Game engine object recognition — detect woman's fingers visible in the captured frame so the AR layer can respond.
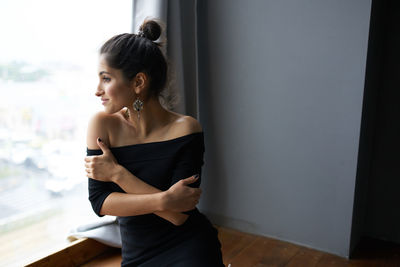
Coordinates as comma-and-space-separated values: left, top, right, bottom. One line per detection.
180, 174, 199, 185
197, 188, 202, 195
165, 179, 203, 212
96, 137, 111, 154
191, 187, 202, 196
84, 160, 93, 176
84, 157, 97, 178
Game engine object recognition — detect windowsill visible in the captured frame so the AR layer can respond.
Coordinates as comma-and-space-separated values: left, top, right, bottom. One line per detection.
25, 238, 118, 266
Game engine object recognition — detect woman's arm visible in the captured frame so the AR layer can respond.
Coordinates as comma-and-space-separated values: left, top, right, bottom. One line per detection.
99, 175, 200, 218
86, 139, 200, 224
100, 191, 164, 216
85, 113, 198, 225
100, 172, 200, 225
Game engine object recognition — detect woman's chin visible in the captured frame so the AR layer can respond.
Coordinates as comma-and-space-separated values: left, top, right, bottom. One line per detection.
103, 107, 120, 115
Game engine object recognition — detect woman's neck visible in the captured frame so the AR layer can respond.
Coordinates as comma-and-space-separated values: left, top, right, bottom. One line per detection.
125, 97, 171, 138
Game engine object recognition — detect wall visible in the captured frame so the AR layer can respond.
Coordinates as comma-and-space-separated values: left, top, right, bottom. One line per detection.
197, 0, 372, 257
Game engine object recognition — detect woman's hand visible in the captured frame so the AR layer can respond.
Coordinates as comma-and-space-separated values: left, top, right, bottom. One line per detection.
162, 175, 202, 212
84, 138, 122, 182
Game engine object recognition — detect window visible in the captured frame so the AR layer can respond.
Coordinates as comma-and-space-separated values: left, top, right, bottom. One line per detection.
0, 1, 131, 265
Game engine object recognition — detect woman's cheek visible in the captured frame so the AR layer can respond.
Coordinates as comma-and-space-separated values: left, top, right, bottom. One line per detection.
105, 84, 117, 97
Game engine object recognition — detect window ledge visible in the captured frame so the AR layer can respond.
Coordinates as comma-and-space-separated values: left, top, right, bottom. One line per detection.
25, 238, 115, 267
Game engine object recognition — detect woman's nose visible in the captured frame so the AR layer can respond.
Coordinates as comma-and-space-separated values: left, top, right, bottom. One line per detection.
95, 86, 104, 96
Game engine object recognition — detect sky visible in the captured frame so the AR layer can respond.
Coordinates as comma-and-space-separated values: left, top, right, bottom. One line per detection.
0, 0, 132, 64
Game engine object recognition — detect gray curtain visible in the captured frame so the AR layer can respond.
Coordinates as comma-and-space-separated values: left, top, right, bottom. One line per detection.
132, 0, 199, 118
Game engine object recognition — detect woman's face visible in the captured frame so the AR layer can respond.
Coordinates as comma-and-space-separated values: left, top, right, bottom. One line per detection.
96, 55, 135, 114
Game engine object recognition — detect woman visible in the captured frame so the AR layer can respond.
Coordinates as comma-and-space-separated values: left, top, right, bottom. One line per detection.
84, 20, 224, 266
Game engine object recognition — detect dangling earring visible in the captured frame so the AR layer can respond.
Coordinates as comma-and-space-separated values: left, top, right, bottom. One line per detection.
133, 97, 144, 120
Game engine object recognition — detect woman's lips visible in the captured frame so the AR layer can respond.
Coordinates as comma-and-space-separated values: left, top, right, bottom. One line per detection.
101, 99, 109, 105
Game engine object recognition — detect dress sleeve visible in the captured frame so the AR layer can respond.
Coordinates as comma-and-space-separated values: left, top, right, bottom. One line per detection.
170, 134, 205, 188
87, 148, 114, 217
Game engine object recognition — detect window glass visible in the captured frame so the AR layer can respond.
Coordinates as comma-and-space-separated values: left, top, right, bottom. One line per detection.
0, 1, 131, 265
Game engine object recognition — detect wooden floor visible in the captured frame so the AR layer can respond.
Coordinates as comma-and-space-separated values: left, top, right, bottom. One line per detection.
82, 226, 400, 267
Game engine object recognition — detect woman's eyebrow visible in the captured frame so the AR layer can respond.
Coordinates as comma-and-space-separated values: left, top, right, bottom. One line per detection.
99, 71, 111, 76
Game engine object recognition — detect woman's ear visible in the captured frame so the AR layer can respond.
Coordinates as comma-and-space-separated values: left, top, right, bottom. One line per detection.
133, 72, 148, 94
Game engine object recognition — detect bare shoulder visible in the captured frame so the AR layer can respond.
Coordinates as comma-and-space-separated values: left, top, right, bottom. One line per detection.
86, 111, 121, 149
170, 114, 203, 137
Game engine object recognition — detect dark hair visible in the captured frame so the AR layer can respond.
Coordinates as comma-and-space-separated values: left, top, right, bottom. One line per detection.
100, 19, 167, 98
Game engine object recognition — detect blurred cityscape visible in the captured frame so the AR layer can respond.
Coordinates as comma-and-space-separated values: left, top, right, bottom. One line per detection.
0, 60, 99, 229
0, 1, 131, 264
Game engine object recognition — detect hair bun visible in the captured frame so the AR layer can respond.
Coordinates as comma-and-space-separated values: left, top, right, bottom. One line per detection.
139, 19, 162, 41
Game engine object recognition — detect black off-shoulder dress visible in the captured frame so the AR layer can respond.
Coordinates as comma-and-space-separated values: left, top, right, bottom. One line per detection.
87, 132, 224, 267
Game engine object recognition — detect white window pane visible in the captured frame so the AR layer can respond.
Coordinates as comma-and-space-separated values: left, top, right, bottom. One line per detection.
0, 1, 131, 265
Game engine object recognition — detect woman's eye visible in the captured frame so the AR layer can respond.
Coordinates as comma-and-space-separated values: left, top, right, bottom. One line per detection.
102, 77, 111, 82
